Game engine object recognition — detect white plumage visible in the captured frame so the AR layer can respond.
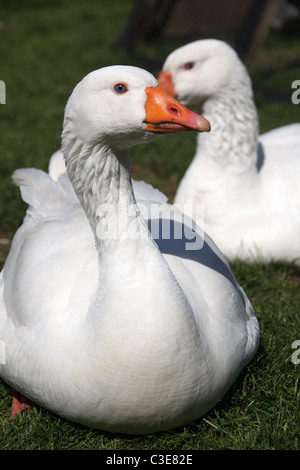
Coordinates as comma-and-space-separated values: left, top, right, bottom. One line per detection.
159, 39, 300, 263
48, 149, 169, 204
0, 65, 259, 434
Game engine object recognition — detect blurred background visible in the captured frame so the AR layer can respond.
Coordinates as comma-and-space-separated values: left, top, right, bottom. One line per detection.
0, 0, 299, 245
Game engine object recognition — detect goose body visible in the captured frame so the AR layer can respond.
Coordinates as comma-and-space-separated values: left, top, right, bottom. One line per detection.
0, 66, 259, 434
159, 39, 300, 263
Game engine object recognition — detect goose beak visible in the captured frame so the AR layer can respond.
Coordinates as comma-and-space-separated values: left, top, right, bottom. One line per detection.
157, 71, 176, 97
144, 86, 210, 133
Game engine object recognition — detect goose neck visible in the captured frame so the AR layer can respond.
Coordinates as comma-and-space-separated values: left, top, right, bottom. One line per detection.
65, 142, 150, 254
199, 83, 259, 172
63, 140, 198, 345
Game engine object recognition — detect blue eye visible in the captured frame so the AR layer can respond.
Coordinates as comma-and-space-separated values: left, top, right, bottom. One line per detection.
184, 62, 194, 70
114, 83, 128, 94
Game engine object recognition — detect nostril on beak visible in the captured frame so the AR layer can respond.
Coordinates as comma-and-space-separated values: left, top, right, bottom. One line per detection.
169, 106, 180, 115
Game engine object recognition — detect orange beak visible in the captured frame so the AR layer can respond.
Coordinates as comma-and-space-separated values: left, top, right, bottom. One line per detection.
157, 71, 176, 97
144, 86, 210, 134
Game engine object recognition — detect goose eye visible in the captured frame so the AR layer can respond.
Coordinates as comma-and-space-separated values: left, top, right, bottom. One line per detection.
184, 62, 195, 70
114, 83, 128, 94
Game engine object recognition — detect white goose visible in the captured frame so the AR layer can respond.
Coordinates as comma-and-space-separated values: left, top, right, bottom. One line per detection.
159, 39, 300, 263
0, 65, 259, 435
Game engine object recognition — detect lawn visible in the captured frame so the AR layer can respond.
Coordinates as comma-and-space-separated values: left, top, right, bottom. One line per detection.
0, 0, 299, 451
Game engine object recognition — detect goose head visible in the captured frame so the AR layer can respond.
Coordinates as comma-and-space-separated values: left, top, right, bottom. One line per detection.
62, 65, 210, 160
158, 39, 250, 106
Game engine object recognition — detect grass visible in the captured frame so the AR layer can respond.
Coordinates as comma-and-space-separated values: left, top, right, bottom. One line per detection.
0, 0, 300, 451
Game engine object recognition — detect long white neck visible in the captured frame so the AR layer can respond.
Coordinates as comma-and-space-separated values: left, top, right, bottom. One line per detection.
62, 136, 196, 345
64, 139, 146, 254
198, 76, 259, 172
175, 73, 260, 217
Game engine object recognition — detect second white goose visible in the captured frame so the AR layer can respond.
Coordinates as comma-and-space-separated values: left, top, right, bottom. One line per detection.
159, 39, 300, 263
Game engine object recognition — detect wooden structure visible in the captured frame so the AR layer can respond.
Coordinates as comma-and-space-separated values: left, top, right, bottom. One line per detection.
116, 0, 281, 60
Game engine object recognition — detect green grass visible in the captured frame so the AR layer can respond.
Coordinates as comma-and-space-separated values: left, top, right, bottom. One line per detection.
0, 0, 300, 451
